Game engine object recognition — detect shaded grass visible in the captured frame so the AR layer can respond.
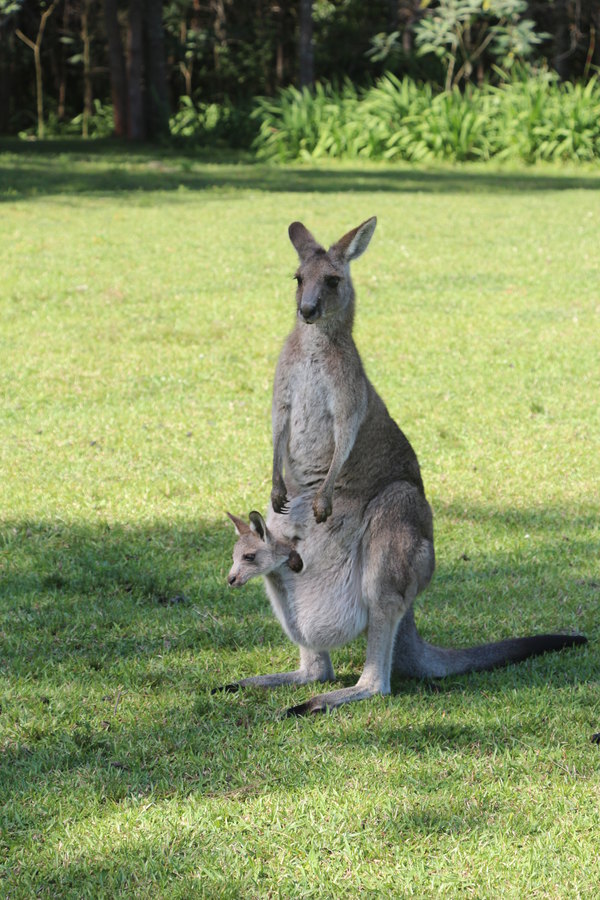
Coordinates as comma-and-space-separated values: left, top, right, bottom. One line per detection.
0, 143, 599, 896
2, 138, 600, 200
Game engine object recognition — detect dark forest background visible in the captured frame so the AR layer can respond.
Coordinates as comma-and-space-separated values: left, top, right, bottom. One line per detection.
1, 1, 599, 140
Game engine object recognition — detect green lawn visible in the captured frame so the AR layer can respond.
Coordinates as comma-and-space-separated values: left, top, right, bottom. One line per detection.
1, 140, 599, 897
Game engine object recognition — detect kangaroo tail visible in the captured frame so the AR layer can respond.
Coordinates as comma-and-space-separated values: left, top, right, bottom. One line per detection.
393, 608, 587, 679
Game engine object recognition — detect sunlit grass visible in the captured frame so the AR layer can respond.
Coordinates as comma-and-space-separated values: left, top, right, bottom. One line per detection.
1, 142, 599, 897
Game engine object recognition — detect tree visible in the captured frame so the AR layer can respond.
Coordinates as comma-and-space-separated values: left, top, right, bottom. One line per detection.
103, 0, 128, 136
298, 0, 313, 87
15, 0, 59, 138
103, 0, 170, 141
127, 0, 144, 139
144, 0, 170, 137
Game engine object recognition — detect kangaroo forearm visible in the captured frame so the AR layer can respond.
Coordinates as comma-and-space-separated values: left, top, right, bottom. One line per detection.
321, 407, 364, 495
271, 412, 290, 512
313, 415, 362, 522
272, 404, 290, 482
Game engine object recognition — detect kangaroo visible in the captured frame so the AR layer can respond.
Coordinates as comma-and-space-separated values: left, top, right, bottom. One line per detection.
217, 217, 586, 714
221, 511, 336, 690
221, 506, 587, 711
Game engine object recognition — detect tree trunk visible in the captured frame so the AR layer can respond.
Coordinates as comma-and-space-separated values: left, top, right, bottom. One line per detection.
127, 0, 145, 140
298, 0, 314, 88
82, 0, 93, 138
103, 0, 128, 137
274, 0, 287, 88
592, 7, 600, 72
0, 32, 11, 134
553, 0, 573, 80
57, 0, 70, 120
213, 0, 227, 74
144, 0, 170, 138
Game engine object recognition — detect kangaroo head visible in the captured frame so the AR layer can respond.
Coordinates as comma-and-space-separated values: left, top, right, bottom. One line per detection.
288, 217, 377, 327
226, 511, 303, 588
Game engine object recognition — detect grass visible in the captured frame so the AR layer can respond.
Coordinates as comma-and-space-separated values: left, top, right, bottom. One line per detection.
1, 139, 599, 897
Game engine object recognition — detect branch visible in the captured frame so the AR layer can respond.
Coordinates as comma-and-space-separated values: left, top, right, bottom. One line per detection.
15, 28, 36, 52
39, 0, 59, 44
15, 1, 59, 52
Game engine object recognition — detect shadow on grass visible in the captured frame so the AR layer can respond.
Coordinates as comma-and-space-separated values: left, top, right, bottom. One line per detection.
0, 508, 597, 826
2, 138, 600, 199
1, 505, 596, 676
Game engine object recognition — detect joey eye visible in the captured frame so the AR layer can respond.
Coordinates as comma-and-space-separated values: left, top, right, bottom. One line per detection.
325, 275, 340, 289
243, 553, 256, 562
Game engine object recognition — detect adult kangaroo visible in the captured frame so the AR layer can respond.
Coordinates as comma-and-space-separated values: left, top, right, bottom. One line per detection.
218, 217, 586, 714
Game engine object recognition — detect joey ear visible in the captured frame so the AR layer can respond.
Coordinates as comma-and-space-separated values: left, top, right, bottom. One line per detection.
286, 549, 304, 573
248, 510, 268, 541
226, 511, 250, 536
330, 216, 377, 263
288, 221, 323, 261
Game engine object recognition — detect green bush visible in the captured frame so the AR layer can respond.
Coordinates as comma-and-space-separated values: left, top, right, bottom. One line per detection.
251, 72, 600, 164
170, 95, 257, 149
18, 100, 115, 140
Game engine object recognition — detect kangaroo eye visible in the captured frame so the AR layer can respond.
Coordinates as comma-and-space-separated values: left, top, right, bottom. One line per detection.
325, 275, 340, 289
243, 553, 256, 562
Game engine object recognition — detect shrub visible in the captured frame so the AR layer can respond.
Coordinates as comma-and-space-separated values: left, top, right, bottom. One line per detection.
251, 72, 600, 164
170, 95, 257, 149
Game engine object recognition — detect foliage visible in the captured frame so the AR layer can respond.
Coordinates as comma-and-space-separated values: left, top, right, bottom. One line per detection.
2, 1, 600, 139
0, 144, 599, 895
252, 71, 600, 163
169, 95, 258, 148
17, 99, 116, 140
415, 0, 546, 90
252, 81, 367, 162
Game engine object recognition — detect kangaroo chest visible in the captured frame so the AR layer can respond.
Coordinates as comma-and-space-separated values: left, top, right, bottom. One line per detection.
286, 354, 337, 484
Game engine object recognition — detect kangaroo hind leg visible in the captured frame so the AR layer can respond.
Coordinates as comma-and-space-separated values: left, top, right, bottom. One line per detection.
286, 592, 408, 715
212, 646, 334, 694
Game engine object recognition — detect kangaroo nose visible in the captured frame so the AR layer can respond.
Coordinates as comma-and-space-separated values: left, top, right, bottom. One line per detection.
228, 574, 236, 585
301, 302, 320, 323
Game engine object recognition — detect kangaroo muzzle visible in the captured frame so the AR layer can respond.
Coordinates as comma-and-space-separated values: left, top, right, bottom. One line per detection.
227, 569, 244, 587
300, 295, 321, 324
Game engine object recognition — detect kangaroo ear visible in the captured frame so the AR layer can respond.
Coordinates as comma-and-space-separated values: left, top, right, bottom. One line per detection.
330, 216, 377, 263
226, 511, 250, 536
288, 221, 323, 261
248, 510, 268, 541
286, 549, 304, 573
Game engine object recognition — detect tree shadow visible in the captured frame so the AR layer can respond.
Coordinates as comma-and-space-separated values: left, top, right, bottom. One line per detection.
2, 138, 600, 200
1, 505, 596, 677
1, 508, 597, 835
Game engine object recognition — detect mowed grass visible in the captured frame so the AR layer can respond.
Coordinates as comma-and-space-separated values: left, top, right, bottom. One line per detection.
1, 141, 599, 897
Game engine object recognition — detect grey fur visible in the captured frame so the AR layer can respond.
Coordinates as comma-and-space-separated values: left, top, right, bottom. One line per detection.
219, 218, 586, 714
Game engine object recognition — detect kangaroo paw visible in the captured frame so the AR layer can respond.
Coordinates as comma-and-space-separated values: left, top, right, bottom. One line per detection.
271, 487, 290, 515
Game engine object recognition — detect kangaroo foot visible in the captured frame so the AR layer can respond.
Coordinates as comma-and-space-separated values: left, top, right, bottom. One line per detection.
285, 683, 383, 716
